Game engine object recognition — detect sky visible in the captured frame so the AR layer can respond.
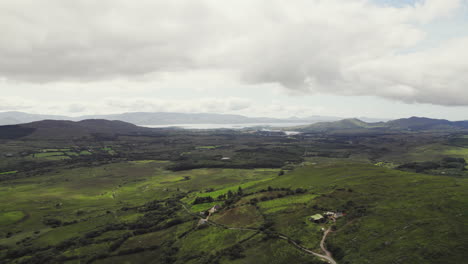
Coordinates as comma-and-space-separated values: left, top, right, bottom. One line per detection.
1, 0, 468, 120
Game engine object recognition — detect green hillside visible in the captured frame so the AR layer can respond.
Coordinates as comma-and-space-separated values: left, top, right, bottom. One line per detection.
299, 116, 468, 133
0, 160, 466, 264
1, 119, 468, 263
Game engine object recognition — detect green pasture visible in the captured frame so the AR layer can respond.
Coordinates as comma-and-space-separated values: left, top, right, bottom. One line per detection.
0, 211, 25, 225
258, 193, 318, 214
0, 170, 17, 175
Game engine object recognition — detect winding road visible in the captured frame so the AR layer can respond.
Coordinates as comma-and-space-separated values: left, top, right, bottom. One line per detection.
179, 202, 338, 264
320, 228, 335, 262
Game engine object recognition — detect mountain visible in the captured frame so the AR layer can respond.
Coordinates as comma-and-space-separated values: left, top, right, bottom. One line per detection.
299, 116, 468, 133
0, 111, 342, 126
79, 112, 285, 125
0, 111, 69, 126
386, 116, 458, 130
0, 119, 152, 140
77, 112, 346, 125
299, 118, 383, 131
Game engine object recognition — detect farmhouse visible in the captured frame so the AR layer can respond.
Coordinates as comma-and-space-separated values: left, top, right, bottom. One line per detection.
309, 214, 325, 223
323, 211, 346, 221
334, 212, 345, 218
324, 211, 345, 217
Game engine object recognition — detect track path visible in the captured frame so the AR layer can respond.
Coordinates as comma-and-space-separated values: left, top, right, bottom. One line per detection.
180, 203, 338, 264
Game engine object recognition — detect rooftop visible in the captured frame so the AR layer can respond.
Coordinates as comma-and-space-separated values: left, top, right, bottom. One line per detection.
311, 214, 324, 220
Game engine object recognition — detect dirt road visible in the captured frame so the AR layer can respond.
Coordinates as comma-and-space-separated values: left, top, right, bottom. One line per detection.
278, 228, 337, 264
180, 202, 338, 264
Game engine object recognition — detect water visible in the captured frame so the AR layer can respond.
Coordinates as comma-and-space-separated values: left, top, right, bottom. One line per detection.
142, 122, 312, 130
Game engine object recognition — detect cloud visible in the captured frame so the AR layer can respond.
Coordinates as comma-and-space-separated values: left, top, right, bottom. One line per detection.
67, 103, 86, 113
102, 97, 252, 114
0, 97, 34, 111
0, 0, 467, 106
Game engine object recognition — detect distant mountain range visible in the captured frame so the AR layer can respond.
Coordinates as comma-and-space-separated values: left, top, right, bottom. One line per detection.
298, 117, 468, 133
0, 111, 349, 126
0, 112, 69, 126
1, 116, 468, 140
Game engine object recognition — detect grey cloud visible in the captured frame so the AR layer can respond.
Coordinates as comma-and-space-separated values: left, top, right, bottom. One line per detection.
0, 0, 219, 81
0, 0, 467, 106
103, 97, 252, 114
68, 104, 86, 113
0, 97, 34, 110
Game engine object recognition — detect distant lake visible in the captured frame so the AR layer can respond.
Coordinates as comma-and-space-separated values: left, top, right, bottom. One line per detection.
142, 122, 312, 129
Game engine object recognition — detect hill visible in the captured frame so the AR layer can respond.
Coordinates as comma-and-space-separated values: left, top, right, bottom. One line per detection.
0, 111, 69, 126
298, 118, 384, 132
0, 119, 152, 140
79, 112, 289, 125
299, 116, 468, 133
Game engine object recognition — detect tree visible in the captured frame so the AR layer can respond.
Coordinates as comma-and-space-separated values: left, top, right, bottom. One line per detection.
295, 188, 306, 194
249, 198, 258, 205
237, 187, 244, 196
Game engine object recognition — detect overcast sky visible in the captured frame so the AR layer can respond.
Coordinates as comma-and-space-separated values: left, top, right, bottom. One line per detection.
1, 0, 468, 120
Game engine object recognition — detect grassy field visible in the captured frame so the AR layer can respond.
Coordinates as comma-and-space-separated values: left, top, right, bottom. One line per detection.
0, 170, 17, 175
257, 193, 318, 214
253, 163, 468, 264
1, 127, 468, 264
0, 211, 25, 225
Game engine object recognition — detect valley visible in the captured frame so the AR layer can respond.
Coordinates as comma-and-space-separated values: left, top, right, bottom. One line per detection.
0, 119, 467, 264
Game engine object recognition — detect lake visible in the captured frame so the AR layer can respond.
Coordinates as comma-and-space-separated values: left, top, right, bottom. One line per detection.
142, 122, 312, 130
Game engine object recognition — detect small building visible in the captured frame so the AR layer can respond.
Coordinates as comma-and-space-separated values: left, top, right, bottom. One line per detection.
4, 153, 14, 158
309, 214, 325, 223
334, 212, 345, 218
324, 211, 335, 216
323, 211, 346, 222
221, 157, 231, 161
209, 204, 221, 214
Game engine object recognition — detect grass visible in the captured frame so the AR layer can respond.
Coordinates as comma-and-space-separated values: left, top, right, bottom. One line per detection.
195, 145, 220, 149
33, 152, 65, 157
190, 201, 219, 212
196, 175, 278, 199
128, 160, 169, 164
102, 146, 116, 155
226, 235, 316, 264
211, 205, 264, 227
257, 193, 318, 214
0, 211, 25, 225
44, 155, 71, 160
407, 143, 468, 162
0, 164, 277, 246
29, 151, 73, 160
0, 170, 17, 175
258, 193, 318, 209
259, 163, 468, 264
1, 148, 467, 264
41, 148, 70, 152
175, 227, 252, 256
